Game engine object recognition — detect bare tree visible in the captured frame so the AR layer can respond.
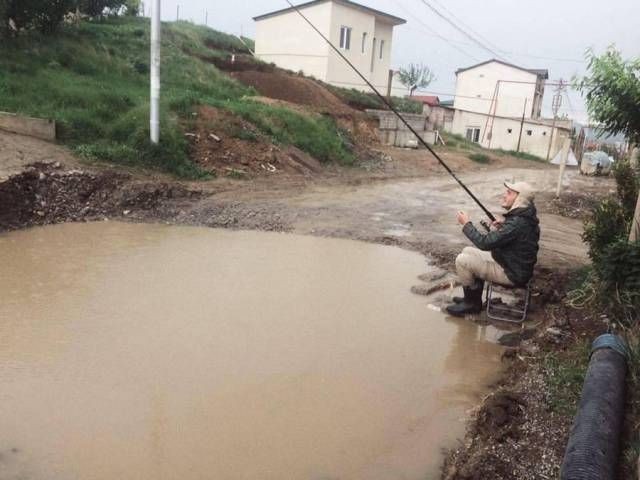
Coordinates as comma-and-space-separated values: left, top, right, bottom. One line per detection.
395, 63, 434, 97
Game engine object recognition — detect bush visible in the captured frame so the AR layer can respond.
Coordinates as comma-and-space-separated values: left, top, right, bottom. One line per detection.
613, 159, 640, 220
4, 0, 74, 35
390, 96, 423, 114
468, 153, 490, 164
582, 198, 628, 261
573, 155, 640, 322
77, 0, 126, 17
592, 240, 640, 320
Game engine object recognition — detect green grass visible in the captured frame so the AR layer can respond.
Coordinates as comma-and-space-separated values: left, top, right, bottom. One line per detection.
543, 340, 590, 416
0, 17, 353, 177
495, 149, 545, 162
323, 83, 423, 114
442, 132, 478, 151
468, 152, 490, 164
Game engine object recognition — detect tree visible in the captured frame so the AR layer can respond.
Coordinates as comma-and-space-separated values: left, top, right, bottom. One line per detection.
395, 63, 434, 97
75, 0, 126, 17
124, 0, 140, 16
2, 0, 74, 36
576, 47, 640, 241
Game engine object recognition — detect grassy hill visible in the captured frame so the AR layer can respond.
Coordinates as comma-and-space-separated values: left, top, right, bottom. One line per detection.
0, 17, 354, 178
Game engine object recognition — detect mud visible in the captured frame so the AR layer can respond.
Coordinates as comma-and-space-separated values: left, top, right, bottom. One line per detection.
0, 222, 507, 480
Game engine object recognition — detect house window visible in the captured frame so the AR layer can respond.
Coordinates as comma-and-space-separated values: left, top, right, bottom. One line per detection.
361, 32, 367, 53
371, 37, 377, 72
339, 26, 352, 50
466, 128, 481, 143
507, 128, 513, 134
526, 130, 532, 136
379, 39, 385, 60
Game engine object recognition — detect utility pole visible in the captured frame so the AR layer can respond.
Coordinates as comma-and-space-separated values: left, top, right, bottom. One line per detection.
150, 0, 161, 144
546, 79, 565, 161
516, 98, 528, 152
176, 5, 179, 21
386, 69, 394, 100
555, 135, 571, 198
205, 9, 208, 26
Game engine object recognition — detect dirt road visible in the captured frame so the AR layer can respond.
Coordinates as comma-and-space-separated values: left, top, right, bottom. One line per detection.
185, 166, 599, 269
0, 130, 610, 271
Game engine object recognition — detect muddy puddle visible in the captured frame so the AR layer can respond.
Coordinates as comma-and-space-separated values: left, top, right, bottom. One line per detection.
0, 222, 505, 480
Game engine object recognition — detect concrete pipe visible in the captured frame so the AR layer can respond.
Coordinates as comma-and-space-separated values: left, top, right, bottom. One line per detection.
560, 334, 628, 480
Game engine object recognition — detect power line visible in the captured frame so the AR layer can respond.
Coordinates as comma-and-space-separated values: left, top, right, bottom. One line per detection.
417, 0, 508, 61
425, 0, 585, 64
389, 0, 479, 62
429, 0, 509, 60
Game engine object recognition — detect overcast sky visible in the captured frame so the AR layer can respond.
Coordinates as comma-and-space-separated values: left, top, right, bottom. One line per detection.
150, 0, 640, 123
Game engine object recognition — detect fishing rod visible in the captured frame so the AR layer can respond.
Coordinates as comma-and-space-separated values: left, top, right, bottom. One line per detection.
284, 0, 496, 225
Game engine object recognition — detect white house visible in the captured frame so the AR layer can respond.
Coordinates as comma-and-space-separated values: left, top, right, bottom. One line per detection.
449, 59, 571, 159
253, 0, 406, 92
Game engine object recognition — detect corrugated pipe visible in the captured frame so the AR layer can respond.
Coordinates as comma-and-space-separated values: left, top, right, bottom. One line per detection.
560, 333, 629, 480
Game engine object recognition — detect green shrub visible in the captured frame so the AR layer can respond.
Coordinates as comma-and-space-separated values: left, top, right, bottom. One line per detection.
613, 160, 640, 220
592, 240, 640, 319
582, 198, 628, 261
390, 96, 423, 114
468, 153, 490, 163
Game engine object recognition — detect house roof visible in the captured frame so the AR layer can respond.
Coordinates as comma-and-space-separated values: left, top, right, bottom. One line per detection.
411, 95, 440, 106
455, 59, 549, 79
253, 0, 407, 26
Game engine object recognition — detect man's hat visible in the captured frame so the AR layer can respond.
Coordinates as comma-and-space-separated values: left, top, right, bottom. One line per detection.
504, 181, 535, 201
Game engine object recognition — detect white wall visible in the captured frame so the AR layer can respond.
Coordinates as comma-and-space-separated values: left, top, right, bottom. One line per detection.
325, 3, 396, 92
454, 62, 539, 118
451, 110, 569, 159
254, 3, 333, 81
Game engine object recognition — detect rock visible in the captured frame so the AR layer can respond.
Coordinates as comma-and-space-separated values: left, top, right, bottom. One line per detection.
498, 328, 536, 347
546, 327, 563, 337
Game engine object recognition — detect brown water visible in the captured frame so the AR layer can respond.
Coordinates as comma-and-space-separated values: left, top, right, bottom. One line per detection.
0, 222, 504, 480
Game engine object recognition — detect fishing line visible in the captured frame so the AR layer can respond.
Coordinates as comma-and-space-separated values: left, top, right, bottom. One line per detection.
283, 0, 496, 223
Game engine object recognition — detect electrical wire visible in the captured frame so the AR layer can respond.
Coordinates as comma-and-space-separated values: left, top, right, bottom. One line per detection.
389, 0, 479, 62
417, 0, 507, 61
283, 0, 496, 222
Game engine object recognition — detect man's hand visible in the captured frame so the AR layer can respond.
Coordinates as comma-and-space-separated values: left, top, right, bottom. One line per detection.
456, 211, 470, 226
490, 218, 504, 231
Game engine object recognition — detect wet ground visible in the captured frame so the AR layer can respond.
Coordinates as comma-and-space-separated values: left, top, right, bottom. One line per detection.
181, 166, 599, 269
0, 222, 507, 480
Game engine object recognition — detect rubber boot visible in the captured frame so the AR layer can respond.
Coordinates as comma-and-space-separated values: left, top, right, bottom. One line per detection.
446, 280, 484, 316
452, 285, 472, 303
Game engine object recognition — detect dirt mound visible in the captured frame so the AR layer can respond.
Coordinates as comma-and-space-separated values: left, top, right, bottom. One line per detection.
209, 54, 276, 73
0, 163, 201, 231
231, 70, 356, 116
185, 106, 324, 178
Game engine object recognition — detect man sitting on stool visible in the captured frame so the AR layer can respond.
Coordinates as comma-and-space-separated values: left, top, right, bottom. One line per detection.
446, 181, 540, 317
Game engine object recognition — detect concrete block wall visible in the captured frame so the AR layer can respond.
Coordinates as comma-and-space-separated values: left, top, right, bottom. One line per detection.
0, 112, 56, 141
366, 109, 435, 147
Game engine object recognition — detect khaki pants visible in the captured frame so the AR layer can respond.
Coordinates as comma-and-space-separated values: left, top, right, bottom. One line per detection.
455, 247, 513, 287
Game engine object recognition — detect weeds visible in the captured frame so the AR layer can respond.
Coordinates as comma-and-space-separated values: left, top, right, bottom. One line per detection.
468, 153, 490, 164
495, 149, 544, 162
543, 339, 590, 416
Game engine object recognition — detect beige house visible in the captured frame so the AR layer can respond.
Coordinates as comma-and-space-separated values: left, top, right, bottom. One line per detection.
449, 59, 571, 159
253, 0, 405, 92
